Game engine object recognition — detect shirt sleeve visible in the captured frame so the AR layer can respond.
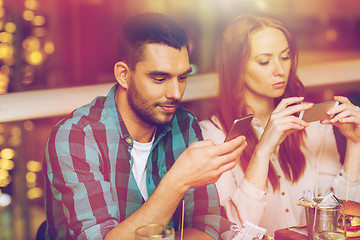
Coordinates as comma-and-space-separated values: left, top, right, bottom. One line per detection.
200, 118, 267, 228
332, 169, 360, 201
215, 167, 267, 228
45, 124, 119, 239
313, 124, 360, 202
182, 116, 231, 239
184, 184, 230, 239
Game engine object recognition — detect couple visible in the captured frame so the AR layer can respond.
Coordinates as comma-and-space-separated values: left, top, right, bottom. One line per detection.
44, 12, 360, 239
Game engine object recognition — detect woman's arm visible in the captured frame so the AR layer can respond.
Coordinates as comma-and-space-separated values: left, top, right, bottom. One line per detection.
322, 96, 360, 180
322, 96, 360, 201
245, 97, 312, 190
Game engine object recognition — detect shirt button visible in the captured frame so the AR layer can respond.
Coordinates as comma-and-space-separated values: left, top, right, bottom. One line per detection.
126, 138, 132, 144
285, 209, 289, 213
281, 192, 285, 196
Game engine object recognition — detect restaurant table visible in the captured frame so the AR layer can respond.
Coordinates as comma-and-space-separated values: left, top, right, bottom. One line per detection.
274, 227, 360, 240
274, 228, 308, 240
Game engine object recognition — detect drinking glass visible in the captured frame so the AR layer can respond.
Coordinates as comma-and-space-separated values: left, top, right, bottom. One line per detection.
135, 224, 175, 240
313, 202, 346, 240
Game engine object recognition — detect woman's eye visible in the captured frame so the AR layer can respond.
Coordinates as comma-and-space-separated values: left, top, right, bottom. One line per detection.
259, 61, 269, 65
281, 52, 290, 60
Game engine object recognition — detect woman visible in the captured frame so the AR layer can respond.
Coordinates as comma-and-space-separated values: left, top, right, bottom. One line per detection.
200, 13, 360, 235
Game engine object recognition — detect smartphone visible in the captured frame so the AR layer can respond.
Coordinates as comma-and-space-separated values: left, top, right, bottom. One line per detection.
225, 114, 254, 142
299, 100, 339, 123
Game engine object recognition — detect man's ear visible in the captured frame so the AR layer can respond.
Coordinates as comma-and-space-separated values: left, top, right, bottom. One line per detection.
114, 61, 130, 89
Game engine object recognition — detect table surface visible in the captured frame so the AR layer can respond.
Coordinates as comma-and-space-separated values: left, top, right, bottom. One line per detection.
274, 228, 308, 240
274, 228, 360, 240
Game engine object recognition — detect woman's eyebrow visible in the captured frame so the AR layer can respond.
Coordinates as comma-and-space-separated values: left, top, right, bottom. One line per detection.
281, 47, 290, 53
254, 47, 290, 58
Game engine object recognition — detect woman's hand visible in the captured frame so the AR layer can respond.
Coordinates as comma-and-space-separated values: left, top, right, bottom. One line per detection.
321, 96, 360, 143
258, 97, 312, 156
245, 97, 311, 190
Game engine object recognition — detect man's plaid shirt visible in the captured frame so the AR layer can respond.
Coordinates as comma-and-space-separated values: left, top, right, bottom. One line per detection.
44, 84, 229, 239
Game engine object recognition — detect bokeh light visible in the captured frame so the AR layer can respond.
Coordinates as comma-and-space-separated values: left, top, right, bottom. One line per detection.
4, 22, 16, 33
23, 10, 35, 21
0, 148, 15, 160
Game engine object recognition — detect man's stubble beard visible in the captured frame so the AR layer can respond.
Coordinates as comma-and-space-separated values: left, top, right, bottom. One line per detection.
127, 78, 180, 126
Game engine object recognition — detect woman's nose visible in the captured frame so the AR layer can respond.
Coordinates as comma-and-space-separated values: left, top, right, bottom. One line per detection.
274, 60, 285, 76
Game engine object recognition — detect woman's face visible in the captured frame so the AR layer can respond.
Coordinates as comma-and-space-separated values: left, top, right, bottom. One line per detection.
243, 27, 291, 102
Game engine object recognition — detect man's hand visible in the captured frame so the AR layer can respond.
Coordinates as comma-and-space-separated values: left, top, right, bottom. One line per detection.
168, 136, 247, 192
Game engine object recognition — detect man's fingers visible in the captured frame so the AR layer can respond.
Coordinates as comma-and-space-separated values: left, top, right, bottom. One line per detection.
212, 135, 246, 156
216, 140, 247, 166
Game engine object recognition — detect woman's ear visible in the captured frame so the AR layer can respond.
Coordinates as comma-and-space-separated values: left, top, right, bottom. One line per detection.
114, 61, 130, 89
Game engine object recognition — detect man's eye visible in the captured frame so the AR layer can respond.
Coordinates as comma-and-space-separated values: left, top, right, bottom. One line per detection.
179, 76, 188, 82
154, 78, 166, 82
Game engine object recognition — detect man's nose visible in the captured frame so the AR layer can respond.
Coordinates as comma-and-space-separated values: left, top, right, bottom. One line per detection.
165, 78, 183, 100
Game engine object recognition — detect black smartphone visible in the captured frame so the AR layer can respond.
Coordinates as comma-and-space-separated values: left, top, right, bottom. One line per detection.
299, 100, 339, 123
225, 114, 254, 142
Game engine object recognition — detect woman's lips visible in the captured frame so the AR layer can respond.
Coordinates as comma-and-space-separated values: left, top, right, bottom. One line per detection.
273, 82, 285, 89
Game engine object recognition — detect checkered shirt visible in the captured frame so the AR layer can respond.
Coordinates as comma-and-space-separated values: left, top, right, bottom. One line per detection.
44, 84, 229, 239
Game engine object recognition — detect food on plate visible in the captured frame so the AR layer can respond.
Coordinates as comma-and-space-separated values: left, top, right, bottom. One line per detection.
338, 200, 360, 238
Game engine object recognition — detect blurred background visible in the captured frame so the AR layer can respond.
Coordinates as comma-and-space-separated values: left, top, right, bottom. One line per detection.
0, 0, 359, 239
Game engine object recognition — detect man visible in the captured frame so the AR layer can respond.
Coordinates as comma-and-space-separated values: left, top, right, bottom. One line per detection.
44, 12, 247, 239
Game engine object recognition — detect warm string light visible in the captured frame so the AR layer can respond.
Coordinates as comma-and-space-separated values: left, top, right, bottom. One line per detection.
0, 0, 54, 203
0, 0, 13, 94
26, 159, 43, 199
23, 120, 43, 200
0, 146, 15, 198
0, 120, 43, 201
0, 122, 20, 204
0, 0, 57, 93
21, 0, 54, 86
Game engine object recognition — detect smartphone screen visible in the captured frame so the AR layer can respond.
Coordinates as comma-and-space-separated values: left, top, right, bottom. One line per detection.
299, 100, 339, 123
225, 114, 254, 142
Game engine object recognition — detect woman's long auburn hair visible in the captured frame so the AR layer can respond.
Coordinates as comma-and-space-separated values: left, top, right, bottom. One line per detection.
213, 13, 306, 191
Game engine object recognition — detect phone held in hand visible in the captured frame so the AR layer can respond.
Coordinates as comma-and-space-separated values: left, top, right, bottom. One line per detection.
225, 114, 254, 142
299, 100, 339, 123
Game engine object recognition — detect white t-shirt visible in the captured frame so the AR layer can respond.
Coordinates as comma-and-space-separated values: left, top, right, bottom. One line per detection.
131, 138, 154, 201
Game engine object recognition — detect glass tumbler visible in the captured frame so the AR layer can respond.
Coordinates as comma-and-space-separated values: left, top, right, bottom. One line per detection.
135, 224, 175, 240
312, 202, 346, 240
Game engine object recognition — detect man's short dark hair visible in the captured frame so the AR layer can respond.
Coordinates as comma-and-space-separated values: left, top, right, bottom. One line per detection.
118, 12, 190, 70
